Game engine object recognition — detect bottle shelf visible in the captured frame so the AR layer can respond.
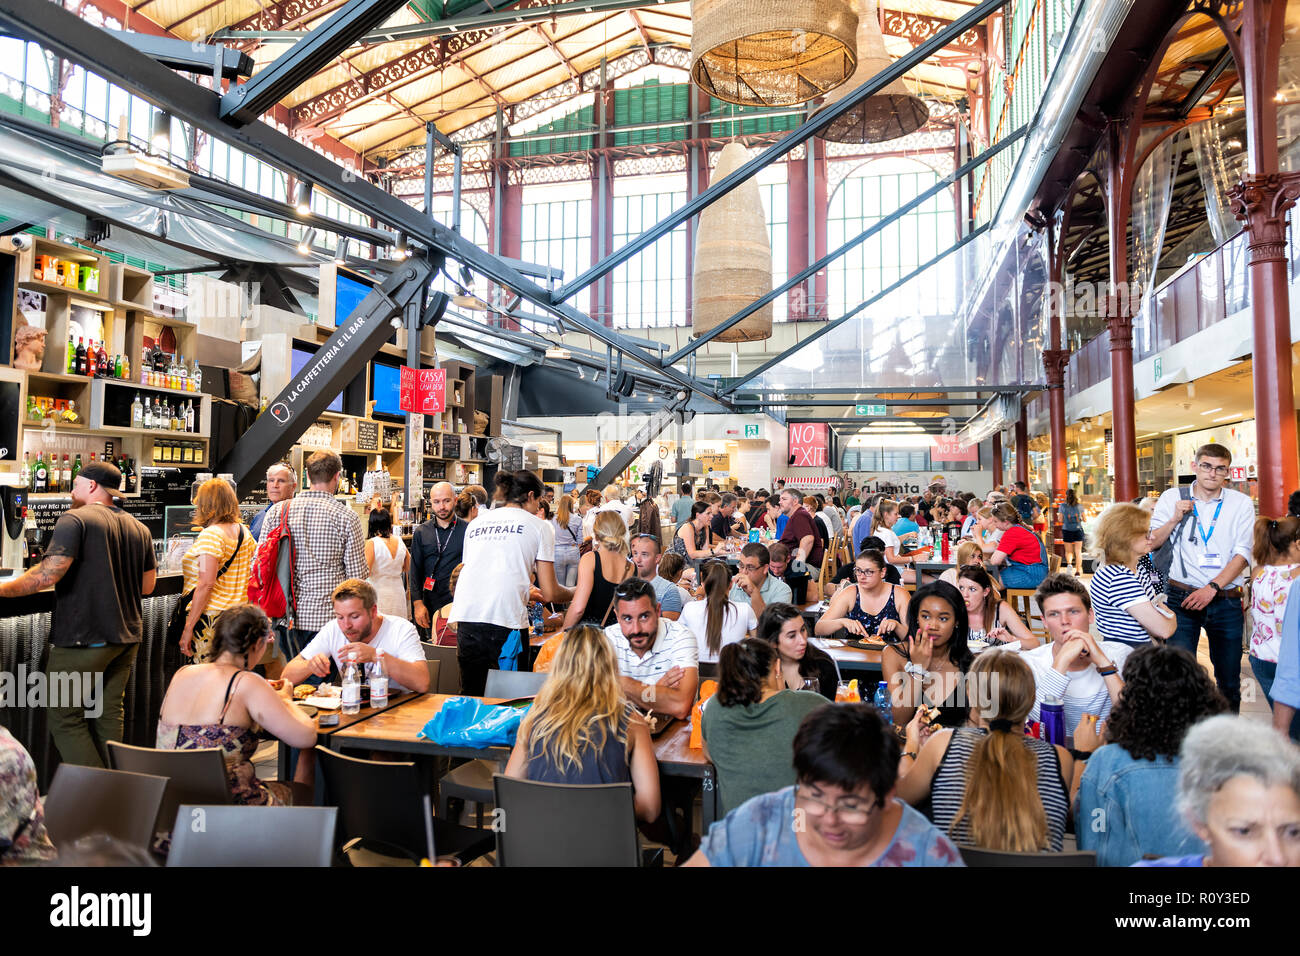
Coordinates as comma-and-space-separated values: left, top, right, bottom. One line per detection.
102, 378, 203, 400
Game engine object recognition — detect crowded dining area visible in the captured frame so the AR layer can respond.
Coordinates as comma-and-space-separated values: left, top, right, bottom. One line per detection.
0, 0, 1298, 906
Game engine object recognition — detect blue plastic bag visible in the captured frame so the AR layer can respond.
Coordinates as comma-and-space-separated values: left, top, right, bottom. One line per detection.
498, 628, 523, 671
418, 696, 530, 747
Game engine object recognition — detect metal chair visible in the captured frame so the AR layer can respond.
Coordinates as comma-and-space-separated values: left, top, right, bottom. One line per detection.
959, 846, 1097, 867
166, 805, 337, 866
315, 746, 494, 866
421, 641, 461, 695
42, 764, 169, 852
436, 669, 549, 828
492, 774, 643, 867
424, 658, 441, 696
106, 742, 231, 843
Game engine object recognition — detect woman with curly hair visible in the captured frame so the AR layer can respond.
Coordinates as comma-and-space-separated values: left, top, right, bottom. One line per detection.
1073, 642, 1228, 866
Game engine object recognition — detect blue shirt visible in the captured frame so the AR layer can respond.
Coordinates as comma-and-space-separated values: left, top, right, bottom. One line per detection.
1272, 578, 1300, 711
699, 786, 964, 867
649, 575, 685, 615
892, 518, 919, 550
852, 512, 873, 555
775, 513, 789, 538
249, 503, 271, 541
1075, 744, 1206, 867
1131, 854, 1205, 867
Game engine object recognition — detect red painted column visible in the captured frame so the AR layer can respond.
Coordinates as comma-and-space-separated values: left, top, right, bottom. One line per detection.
1229, 0, 1300, 516
811, 138, 830, 317
991, 431, 1003, 489
1105, 126, 1139, 503
1015, 409, 1029, 487
1044, 350, 1070, 497
787, 151, 810, 320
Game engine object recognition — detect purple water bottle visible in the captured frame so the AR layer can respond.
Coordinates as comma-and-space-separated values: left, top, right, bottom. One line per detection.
1039, 697, 1066, 746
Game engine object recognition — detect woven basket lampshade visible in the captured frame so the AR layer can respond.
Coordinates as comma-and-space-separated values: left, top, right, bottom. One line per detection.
690, 0, 858, 108
691, 142, 773, 343
813, 0, 929, 144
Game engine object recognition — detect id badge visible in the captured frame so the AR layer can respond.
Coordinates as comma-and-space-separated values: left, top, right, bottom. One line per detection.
1198, 552, 1221, 570
423, 576, 436, 591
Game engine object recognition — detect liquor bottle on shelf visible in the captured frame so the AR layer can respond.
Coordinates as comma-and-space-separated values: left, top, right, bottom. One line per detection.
46, 458, 58, 494
114, 354, 123, 379
142, 397, 154, 430
32, 452, 48, 493
131, 393, 144, 428
124, 457, 136, 494
190, 358, 202, 392
154, 398, 165, 429
120, 354, 130, 382
60, 455, 72, 492
184, 400, 195, 433
350, 473, 359, 497
70, 454, 82, 487
170, 403, 181, 431
176, 355, 188, 391
19, 452, 30, 489
66, 336, 75, 374
95, 341, 109, 378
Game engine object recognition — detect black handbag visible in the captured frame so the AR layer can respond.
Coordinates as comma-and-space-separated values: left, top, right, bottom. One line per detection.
167, 528, 245, 649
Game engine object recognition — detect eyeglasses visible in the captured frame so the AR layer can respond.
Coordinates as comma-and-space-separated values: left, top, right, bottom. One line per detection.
1196, 462, 1230, 476
795, 784, 875, 824
853, 566, 879, 577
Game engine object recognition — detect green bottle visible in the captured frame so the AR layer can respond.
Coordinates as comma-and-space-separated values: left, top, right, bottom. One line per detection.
70, 453, 82, 487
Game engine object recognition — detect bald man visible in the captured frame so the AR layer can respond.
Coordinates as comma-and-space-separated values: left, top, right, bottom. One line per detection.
411, 481, 468, 630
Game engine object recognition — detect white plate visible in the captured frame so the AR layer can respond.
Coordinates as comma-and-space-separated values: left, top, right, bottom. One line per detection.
302, 696, 342, 710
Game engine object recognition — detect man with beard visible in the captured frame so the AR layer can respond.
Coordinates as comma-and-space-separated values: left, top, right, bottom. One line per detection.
410, 481, 467, 633
0, 461, 154, 768
603, 578, 698, 720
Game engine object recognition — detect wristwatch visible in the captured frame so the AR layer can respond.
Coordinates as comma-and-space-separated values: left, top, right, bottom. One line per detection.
1209, 581, 1223, 593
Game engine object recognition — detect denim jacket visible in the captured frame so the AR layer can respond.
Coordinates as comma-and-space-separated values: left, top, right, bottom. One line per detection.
1074, 744, 1206, 867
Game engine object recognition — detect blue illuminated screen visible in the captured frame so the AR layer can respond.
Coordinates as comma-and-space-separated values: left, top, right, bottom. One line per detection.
334, 271, 372, 327
371, 363, 402, 417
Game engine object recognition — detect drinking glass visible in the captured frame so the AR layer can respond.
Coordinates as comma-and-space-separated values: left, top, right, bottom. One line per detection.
801, 677, 821, 696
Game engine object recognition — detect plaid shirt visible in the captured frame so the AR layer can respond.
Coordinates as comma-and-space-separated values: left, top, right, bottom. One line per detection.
259, 490, 366, 631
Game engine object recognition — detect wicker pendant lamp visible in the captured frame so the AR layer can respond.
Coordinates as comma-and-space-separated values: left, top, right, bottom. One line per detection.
691, 142, 773, 343
813, 0, 929, 144
690, 0, 858, 108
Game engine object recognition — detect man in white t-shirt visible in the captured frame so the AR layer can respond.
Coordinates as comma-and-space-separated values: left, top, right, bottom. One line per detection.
449, 471, 572, 696
283, 578, 429, 693
1020, 573, 1132, 738
603, 578, 699, 719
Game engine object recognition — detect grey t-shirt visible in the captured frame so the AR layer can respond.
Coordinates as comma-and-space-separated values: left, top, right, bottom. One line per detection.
649, 574, 684, 615
701, 689, 827, 817
44, 504, 155, 646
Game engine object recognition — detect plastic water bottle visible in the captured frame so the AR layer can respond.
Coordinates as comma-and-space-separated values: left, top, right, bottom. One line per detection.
530, 602, 544, 637
873, 681, 893, 726
369, 651, 389, 709
341, 653, 361, 715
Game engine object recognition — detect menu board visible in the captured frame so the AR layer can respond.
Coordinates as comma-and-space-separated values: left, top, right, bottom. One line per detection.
353, 419, 380, 452
440, 433, 461, 460
25, 469, 193, 543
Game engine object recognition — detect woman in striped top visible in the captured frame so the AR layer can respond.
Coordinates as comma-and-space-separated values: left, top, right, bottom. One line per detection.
1088, 503, 1177, 646
896, 649, 1073, 852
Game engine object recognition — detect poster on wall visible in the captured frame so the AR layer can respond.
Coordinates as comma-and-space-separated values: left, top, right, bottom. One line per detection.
1174, 421, 1256, 480
788, 423, 828, 467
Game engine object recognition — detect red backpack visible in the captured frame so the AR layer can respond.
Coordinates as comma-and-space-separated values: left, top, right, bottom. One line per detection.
248, 503, 294, 620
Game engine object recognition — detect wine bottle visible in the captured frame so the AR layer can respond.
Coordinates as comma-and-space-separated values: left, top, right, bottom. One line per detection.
61, 455, 72, 492
95, 341, 109, 378
32, 452, 48, 493
75, 338, 87, 376
71, 454, 82, 487
66, 336, 75, 375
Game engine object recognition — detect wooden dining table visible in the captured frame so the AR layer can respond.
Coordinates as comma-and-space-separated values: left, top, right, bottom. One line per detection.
798, 603, 886, 677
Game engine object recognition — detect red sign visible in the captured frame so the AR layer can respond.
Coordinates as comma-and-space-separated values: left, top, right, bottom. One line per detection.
399, 367, 446, 415
931, 436, 978, 462
788, 423, 828, 467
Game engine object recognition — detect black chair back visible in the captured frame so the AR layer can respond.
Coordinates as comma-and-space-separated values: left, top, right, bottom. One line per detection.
959, 846, 1097, 867
492, 774, 639, 867
106, 742, 231, 838
166, 805, 337, 866
421, 642, 461, 694
43, 764, 169, 852
316, 746, 431, 859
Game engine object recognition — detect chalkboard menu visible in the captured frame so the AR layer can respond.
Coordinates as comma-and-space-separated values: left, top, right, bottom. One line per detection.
354, 419, 380, 452
25, 469, 193, 544
440, 433, 461, 460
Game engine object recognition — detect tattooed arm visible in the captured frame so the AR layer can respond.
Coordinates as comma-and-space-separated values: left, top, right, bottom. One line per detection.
0, 555, 73, 598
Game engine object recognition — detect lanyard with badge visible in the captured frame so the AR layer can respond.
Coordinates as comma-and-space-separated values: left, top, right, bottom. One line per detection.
1192, 498, 1223, 571
422, 521, 456, 594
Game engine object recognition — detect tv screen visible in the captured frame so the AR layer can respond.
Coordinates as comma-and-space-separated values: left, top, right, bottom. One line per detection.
334, 271, 372, 327
291, 346, 342, 413
371, 363, 403, 417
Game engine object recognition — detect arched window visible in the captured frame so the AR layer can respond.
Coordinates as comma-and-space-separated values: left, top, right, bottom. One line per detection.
826, 156, 957, 320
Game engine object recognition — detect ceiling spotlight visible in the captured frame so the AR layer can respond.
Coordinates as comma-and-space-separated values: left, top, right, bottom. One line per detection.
578, 367, 586, 380
334, 237, 349, 265
296, 227, 317, 255
150, 110, 172, 154
393, 232, 409, 260
296, 181, 314, 215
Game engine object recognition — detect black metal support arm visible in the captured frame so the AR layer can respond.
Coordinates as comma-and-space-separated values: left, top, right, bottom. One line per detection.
664, 126, 1026, 365
220, 0, 419, 126
104, 30, 253, 80
219, 257, 436, 496
588, 401, 695, 491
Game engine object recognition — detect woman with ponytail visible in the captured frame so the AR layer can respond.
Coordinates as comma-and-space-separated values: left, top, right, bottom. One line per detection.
702, 638, 826, 816
680, 560, 757, 664
562, 510, 635, 628
1248, 515, 1300, 735
896, 649, 1073, 851
157, 604, 317, 804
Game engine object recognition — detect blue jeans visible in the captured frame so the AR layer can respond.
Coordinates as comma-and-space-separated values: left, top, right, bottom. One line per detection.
1166, 584, 1243, 711
1000, 561, 1047, 589
1248, 656, 1300, 741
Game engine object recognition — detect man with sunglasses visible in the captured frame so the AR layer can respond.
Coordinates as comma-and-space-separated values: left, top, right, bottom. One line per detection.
1149, 443, 1254, 710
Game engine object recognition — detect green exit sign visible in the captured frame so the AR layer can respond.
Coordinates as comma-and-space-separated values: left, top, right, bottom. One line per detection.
855, 403, 887, 416
744, 424, 760, 438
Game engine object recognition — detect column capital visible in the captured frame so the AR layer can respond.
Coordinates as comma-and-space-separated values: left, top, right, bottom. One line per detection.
1229, 172, 1300, 263
1105, 313, 1133, 352
1043, 348, 1071, 386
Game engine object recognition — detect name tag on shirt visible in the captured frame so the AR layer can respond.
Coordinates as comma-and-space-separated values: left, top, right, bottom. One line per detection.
1198, 552, 1221, 570
423, 576, 436, 591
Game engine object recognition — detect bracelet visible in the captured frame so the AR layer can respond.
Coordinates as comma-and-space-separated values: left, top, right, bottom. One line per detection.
902, 751, 918, 761
1096, 665, 1118, 677
1069, 748, 1093, 762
